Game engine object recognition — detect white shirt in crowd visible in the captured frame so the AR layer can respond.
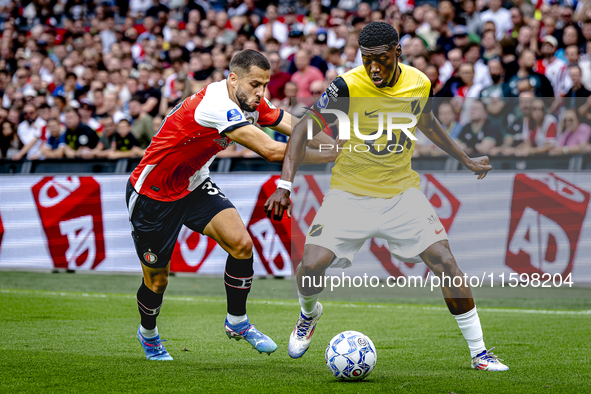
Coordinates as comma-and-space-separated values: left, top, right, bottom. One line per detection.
480, 7, 513, 41
17, 117, 46, 159
255, 21, 288, 44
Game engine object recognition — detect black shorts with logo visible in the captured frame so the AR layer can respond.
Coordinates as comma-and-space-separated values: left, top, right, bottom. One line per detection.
125, 178, 234, 269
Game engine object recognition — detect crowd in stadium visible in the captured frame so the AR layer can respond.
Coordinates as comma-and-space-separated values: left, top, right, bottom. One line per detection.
0, 0, 590, 162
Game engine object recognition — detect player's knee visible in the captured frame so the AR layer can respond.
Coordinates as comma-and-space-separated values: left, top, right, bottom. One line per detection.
429, 255, 460, 277
147, 274, 168, 293
300, 258, 330, 277
230, 235, 253, 260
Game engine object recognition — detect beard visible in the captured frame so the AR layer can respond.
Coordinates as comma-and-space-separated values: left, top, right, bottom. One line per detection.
235, 84, 257, 112
491, 74, 502, 84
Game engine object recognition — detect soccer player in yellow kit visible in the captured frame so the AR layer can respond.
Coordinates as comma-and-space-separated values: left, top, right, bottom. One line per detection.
264, 22, 509, 371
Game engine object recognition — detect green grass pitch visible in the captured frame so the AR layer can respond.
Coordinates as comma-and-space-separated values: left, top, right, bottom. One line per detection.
1, 271, 590, 393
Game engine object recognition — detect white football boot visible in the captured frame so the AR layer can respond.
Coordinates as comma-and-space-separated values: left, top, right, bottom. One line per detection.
471, 347, 509, 371
288, 302, 323, 358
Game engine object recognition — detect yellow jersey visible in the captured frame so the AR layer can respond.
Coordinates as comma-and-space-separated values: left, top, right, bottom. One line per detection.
316, 64, 432, 198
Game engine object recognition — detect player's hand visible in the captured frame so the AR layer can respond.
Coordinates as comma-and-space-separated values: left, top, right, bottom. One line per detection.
464, 156, 492, 180
264, 188, 292, 221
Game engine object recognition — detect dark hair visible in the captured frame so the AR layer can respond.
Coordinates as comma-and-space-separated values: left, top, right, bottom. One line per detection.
462, 42, 481, 54
358, 21, 399, 49
229, 49, 270, 76
66, 72, 77, 80
130, 95, 143, 103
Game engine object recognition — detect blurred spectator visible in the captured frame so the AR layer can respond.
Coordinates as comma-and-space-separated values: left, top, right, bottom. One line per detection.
37, 118, 66, 159
14, 104, 46, 160
255, 4, 288, 44
291, 50, 324, 97
104, 119, 144, 159
480, 0, 513, 41
436, 48, 464, 97
456, 100, 502, 155
63, 106, 103, 159
463, 43, 493, 88
136, 66, 162, 118
460, 0, 482, 36
437, 101, 461, 139
0, 121, 21, 159
99, 116, 116, 149
535, 36, 572, 97
550, 110, 591, 155
507, 50, 555, 98
515, 99, 557, 156
78, 99, 103, 134
129, 96, 154, 149
455, 63, 484, 125
267, 52, 291, 100
563, 66, 591, 111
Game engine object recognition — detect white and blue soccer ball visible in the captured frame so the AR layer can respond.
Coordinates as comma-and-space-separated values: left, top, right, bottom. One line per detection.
325, 331, 377, 381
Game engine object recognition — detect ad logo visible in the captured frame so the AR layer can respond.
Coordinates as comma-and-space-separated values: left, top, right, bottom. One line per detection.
247, 176, 299, 276
170, 226, 217, 272
32, 176, 106, 270
0, 212, 3, 253
506, 174, 590, 277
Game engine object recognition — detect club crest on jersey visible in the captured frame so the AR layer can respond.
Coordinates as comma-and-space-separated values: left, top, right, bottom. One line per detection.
143, 250, 158, 264
227, 109, 242, 122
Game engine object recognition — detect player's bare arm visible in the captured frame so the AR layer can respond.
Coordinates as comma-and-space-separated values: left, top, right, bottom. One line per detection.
263, 108, 326, 221
225, 123, 337, 165
418, 111, 492, 180
271, 112, 339, 150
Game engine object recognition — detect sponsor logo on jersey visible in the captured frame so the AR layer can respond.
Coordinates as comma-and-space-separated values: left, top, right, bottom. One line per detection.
265, 98, 277, 109
309, 224, 324, 237
227, 109, 242, 122
317, 92, 329, 109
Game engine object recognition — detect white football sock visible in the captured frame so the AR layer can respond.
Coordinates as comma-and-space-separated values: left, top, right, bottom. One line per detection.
298, 290, 319, 318
226, 313, 248, 326
454, 307, 486, 358
140, 325, 158, 338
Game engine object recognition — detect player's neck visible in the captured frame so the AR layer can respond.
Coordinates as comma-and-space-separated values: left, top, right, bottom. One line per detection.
387, 65, 401, 88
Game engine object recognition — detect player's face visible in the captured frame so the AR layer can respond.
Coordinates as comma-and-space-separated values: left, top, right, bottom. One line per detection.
362, 45, 401, 88
234, 66, 270, 112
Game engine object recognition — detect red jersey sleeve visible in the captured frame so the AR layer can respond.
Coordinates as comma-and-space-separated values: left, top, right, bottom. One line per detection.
256, 98, 284, 127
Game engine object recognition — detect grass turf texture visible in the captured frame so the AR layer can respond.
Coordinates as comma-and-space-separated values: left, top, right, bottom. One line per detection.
1, 271, 590, 393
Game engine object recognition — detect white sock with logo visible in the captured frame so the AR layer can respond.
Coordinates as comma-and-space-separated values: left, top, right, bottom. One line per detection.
227, 313, 248, 326
298, 290, 319, 318
454, 307, 486, 358
140, 325, 158, 339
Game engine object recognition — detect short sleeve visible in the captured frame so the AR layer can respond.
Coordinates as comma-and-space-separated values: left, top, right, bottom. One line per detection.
194, 97, 250, 134
422, 87, 434, 114
257, 97, 284, 127
311, 76, 350, 126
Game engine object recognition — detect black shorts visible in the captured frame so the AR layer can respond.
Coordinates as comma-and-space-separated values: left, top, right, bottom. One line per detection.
125, 178, 235, 269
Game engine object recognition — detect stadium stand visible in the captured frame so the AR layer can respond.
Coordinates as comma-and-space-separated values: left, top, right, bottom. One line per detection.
0, 0, 589, 173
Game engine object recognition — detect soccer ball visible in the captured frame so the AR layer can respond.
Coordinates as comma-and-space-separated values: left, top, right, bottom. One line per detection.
325, 331, 377, 381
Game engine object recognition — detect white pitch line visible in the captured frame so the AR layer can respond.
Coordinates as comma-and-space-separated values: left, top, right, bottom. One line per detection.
2, 288, 591, 316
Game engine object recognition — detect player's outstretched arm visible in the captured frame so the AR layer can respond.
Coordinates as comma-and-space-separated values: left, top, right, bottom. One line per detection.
271, 110, 338, 149
418, 111, 492, 180
225, 123, 337, 165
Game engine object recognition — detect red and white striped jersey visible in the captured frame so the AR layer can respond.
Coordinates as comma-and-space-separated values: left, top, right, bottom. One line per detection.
535, 58, 572, 96
130, 80, 283, 201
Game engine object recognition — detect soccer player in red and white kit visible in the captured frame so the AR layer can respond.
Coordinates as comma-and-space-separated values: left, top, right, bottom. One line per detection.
127, 50, 337, 360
